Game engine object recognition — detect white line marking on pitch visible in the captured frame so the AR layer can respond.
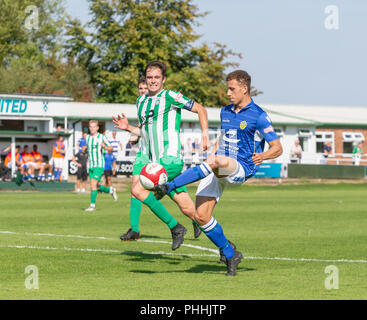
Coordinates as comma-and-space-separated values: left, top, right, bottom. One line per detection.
0, 245, 218, 258
0, 230, 218, 254
1, 230, 366, 263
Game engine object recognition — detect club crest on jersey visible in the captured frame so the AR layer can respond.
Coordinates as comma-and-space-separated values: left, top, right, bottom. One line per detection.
240, 120, 247, 130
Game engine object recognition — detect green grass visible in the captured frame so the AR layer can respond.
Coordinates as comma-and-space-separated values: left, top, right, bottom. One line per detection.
0, 183, 367, 300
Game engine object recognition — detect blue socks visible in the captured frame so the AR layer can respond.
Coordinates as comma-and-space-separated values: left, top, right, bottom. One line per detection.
201, 217, 234, 259
54, 169, 62, 180
167, 163, 212, 193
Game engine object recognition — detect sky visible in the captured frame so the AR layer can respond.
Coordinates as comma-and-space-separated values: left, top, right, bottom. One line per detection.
64, 0, 367, 107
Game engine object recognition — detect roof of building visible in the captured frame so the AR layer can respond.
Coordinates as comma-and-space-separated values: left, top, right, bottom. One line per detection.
1, 93, 367, 127
262, 103, 367, 127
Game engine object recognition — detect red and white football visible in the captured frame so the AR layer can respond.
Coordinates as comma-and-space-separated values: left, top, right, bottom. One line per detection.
139, 163, 168, 190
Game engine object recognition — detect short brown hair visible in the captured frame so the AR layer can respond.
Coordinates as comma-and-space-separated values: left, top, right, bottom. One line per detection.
226, 70, 251, 92
145, 61, 167, 78
138, 76, 146, 86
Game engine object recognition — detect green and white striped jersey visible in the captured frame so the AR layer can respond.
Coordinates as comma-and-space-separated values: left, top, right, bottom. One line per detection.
86, 133, 111, 168
136, 89, 194, 162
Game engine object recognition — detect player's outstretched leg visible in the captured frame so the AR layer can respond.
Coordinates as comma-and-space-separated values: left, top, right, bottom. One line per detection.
154, 163, 213, 200
142, 192, 186, 250
218, 240, 236, 264
99, 184, 118, 201
121, 176, 143, 240
196, 196, 243, 276
120, 228, 141, 241
192, 221, 202, 239
120, 197, 142, 241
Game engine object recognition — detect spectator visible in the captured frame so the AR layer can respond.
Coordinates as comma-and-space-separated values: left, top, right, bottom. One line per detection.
184, 137, 193, 169
31, 144, 46, 180
72, 144, 88, 193
1, 145, 22, 180
322, 141, 333, 158
353, 142, 363, 166
56, 124, 68, 133
104, 148, 116, 188
138, 77, 148, 96
125, 135, 139, 158
109, 131, 122, 159
77, 129, 88, 153
52, 136, 66, 181
21, 145, 36, 180
192, 138, 200, 154
290, 139, 303, 163
191, 138, 201, 165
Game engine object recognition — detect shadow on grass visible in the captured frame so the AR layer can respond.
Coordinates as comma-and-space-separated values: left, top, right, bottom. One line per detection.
122, 251, 186, 265
122, 251, 256, 274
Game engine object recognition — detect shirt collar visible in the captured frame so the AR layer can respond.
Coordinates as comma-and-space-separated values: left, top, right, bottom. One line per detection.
231, 99, 254, 113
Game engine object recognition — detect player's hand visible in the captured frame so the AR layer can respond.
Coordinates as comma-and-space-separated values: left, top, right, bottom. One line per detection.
113, 113, 129, 131
201, 135, 208, 152
252, 152, 264, 166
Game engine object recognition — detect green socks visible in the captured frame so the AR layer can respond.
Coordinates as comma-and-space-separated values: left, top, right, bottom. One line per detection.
98, 185, 110, 193
90, 186, 110, 206
90, 190, 98, 205
130, 197, 143, 233
143, 192, 178, 229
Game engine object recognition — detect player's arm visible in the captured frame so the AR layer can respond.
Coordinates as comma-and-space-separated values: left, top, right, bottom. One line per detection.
101, 137, 113, 153
1, 145, 11, 153
190, 102, 209, 152
112, 113, 141, 136
16, 156, 22, 166
72, 155, 81, 167
251, 112, 283, 166
252, 139, 283, 166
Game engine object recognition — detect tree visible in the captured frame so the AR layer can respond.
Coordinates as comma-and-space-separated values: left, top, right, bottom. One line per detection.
0, 0, 95, 101
0, 0, 66, 66
66, 0, 247, 107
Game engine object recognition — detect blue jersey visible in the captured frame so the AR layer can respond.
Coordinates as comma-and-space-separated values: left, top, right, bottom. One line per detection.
78, 137, 86, 152
216, 99, 279, 178
104, 153, 116, 171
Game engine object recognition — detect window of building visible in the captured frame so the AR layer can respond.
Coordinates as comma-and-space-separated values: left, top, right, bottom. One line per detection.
316, 131, 334, 154
342, 132, 365, 154
298, 128, 312, 152
274, 127, 284, 137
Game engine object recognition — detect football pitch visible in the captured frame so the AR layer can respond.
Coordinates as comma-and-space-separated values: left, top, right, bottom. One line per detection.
0, 183, 366, 300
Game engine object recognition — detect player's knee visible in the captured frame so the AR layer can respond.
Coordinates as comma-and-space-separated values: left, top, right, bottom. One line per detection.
180, 202, 195, 217
131, 183, 143, 198
207, 156, 227, 170
194, 211, 211, 226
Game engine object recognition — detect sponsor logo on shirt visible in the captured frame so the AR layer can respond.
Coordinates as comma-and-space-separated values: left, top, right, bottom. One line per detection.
222, 129, 240, 143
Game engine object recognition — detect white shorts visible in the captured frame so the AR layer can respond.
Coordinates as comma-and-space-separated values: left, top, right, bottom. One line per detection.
52, 158, 64, 169
195, 161, 246, 202
22, 162, 35, 169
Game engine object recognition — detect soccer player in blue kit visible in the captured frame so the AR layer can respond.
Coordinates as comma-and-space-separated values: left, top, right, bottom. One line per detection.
154, 70, 283, 276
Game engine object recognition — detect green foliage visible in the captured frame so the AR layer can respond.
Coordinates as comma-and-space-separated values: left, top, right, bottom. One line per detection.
0, 0, 260, 105
0, 0, 65, 65
0, 0, 94, 101
66, 0, 243, 106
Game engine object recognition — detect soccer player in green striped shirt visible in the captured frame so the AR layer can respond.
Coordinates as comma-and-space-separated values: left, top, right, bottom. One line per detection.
85, 120, 118, 211
113, 61, 208, 250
